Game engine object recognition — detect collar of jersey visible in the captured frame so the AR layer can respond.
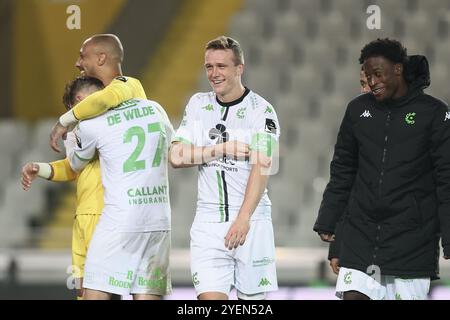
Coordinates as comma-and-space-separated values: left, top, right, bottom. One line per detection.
215, 87, 250, 107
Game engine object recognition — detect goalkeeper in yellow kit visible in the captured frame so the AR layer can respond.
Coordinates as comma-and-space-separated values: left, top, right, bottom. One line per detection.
21, 34, 147, 299
21, 75, 144, 299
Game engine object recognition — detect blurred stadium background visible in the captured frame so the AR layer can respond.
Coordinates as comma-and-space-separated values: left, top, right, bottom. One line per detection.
1, 0, 450, 299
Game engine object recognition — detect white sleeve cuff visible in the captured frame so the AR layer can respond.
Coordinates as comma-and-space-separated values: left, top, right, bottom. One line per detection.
35, 162, 52, 179
59, 109, 78, 128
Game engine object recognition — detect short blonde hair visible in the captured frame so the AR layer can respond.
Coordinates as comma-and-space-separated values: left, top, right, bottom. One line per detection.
205, 36, 244, 65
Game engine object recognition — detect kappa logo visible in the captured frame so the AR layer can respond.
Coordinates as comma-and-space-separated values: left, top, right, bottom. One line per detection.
445, 112, 450, 122
360, 110, 372, 118
202, 104, 214, 111
258, 277, 272, 287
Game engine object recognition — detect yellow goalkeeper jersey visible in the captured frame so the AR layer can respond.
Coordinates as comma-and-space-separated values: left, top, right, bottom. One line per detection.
49, 76, 147, 215
75, 158, 103, 215
50, 158, 103, 215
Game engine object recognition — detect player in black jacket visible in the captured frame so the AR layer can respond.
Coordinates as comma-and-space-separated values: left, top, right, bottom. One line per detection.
314, 38, 450, 300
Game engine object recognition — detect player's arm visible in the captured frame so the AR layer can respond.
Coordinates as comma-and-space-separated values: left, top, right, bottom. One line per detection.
224, 150, 270, 250
313, 104, 358, 242
430, 103, 450, 259
71, 77, 145, 120
50, 77, 145, 153
21, 162, 52, 191
50, 159, 78, 181
224, 105, 280, 250
21, 158, 77, 191
68, 122, 98, 173
169, 140, 248, 168
328, 214, 346, 274
224, 131, 276, 249
21, 130, 79, 190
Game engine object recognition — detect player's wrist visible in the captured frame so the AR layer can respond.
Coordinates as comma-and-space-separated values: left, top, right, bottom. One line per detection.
35, 162, 52, 180
214, 143, 225, 158
59, 109, 78, 128
237, 210, 252, 221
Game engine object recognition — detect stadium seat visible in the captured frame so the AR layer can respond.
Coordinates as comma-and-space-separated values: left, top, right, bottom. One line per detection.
259, 38, 296, 70
285, 0, 329, 16
271, 11, 312, 45
243, 0, 280, 15
401, 11, 438, 42
288, 66, 325, 100
245, 65, 284, 101
0, 119, 29, 157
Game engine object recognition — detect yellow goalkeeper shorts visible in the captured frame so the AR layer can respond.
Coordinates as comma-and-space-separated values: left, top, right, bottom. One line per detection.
72, 214, 101, 278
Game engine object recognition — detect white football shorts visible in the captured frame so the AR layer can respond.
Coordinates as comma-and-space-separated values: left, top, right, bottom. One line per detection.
190, 218, 278, 298
83, 224, 172, 296
336, 267, 430, 300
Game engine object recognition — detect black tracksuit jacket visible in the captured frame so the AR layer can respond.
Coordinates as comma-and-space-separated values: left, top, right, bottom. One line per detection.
313, 56, 450, 278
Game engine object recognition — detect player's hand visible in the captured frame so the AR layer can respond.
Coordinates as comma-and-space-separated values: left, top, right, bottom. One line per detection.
223, 141, 249, 160
330, 258, 340, 275
224, 215, 250, 250
319, 232, 335, 242
50, 121, 68, 153
21, 162, 39, 191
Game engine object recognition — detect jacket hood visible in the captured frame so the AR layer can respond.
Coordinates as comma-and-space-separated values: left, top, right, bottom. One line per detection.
404, 54, 430, 92
378, 55, 430, 108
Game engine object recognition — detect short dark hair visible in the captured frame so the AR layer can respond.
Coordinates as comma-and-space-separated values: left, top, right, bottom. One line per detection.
62, 76, 104, 110
359, 38, 408, 65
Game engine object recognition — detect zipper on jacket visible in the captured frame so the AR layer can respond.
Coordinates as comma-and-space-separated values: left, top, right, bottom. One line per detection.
371, 224, 381, 266
378, 110, 391, 197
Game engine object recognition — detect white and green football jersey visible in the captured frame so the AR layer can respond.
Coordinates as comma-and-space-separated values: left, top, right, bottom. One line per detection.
173, 88, 280, 223
70, 98, 173, 232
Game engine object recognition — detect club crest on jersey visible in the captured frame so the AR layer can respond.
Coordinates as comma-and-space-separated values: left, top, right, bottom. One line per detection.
265, 119, 277, 134
405, 112, 416, 125
236, 107, 245, 119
